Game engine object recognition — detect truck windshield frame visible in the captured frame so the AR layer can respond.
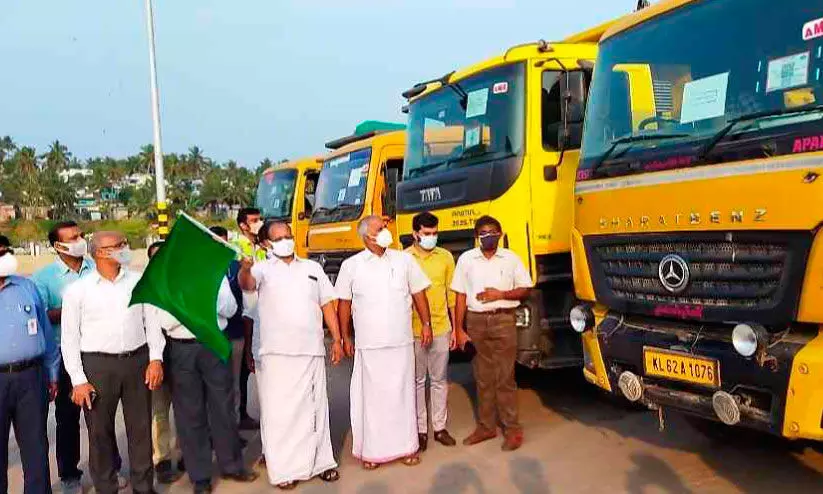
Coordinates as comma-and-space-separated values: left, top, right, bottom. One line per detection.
404, 62, 525, 180
311, 147, 371, 225
255, 168, 298, 221
579, 0, 823, 180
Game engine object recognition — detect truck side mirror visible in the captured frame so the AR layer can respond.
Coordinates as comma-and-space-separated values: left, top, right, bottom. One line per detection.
559, 71, 588, 150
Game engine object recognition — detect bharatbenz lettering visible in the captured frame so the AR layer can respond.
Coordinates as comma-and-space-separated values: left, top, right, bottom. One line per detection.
397, 22, 615, 369
571, 0, 823, 440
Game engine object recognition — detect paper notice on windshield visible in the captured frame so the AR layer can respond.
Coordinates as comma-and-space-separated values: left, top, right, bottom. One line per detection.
465, 88, 489, 119
328, 154, 350, 168
465, 125, 481, 148
766, 52, 810, 93
337, 188, 346, 202
680, 72, 729, 124
347, 166, 364, 187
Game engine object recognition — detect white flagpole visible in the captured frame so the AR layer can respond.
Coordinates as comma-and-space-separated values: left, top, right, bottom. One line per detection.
144, 0, 169, 238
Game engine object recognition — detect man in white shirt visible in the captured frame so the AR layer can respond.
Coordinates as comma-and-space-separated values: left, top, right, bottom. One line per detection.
61, 231, 165, 494
451, 216, 532, 452
239, 222, 342, 489
155, 245, 258, 494
335, 215, 432, 470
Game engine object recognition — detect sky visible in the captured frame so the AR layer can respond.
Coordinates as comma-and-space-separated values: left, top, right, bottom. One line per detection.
1, 0, 634, 168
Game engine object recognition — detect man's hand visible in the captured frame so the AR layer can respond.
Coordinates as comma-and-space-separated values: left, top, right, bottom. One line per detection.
451, 329, 471, 351
245, 348, 256, 374
330, 340, 344, 366
71, 383, 96, 409
144, 360, 164, 391
477, 287, 505, 303
48, 381, 59, 402
343, 337, 355, 358
47, 308, 61, 325
421, 325, 433, 348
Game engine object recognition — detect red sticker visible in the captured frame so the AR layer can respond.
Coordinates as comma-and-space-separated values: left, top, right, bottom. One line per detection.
803, 17, 823, 41
493, 82, 509, 94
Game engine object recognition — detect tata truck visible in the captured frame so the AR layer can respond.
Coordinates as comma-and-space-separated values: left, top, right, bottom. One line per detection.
254, 156, 322, 258
396, 23, 613, 369
571, 0, 823, 441
308, 122, 406, 282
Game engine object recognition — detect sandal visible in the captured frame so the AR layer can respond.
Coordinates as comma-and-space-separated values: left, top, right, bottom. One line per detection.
402, 454, 421, 467
363, 461, 380, 470
319, 468, 340, 482
277, 481, 298, 490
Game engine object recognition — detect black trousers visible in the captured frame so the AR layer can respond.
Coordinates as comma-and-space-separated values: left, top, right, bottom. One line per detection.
239, 339, 251, 419
0, 363, 51, 494
167, 339, 243, 484
82, 347, 153, 494
55, 362, 82, 481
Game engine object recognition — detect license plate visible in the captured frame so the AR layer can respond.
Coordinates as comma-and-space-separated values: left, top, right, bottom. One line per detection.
643, 347, 720, 387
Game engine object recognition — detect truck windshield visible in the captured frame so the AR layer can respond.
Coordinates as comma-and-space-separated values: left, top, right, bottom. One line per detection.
312, 147, 371, 224
255, 168, 297, 220
405, 63, 524, 179
580, 0, 823, 179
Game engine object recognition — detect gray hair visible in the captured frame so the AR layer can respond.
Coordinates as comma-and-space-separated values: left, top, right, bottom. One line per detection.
357, 215, 382, 239
265, 221, 291, 239
88, 231, 123, 256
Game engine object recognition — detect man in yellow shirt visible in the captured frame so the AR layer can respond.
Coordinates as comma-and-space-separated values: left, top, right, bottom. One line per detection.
405, 212, 457, 452
232, 208, 267, 262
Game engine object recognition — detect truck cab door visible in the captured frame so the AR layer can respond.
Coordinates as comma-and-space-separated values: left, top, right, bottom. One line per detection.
373, 148, 404, 248
294, 171, 318, 258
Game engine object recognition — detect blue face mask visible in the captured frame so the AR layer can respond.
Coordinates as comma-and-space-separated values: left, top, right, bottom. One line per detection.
418, 234, 438, 251
479, 233, 501, 251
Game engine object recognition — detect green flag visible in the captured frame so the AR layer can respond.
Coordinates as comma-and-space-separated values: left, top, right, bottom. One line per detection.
130, 212, 238, 362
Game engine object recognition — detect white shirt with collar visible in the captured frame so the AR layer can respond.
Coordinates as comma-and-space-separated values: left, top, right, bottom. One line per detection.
335, 248, 431, 350
61, 268, 166, 386
451, 247, 533, 313
251, 256, 336, 357
155, 277, 238, 340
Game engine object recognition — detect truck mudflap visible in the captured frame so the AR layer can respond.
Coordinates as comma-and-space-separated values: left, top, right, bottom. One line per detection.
593, 312, 817, 437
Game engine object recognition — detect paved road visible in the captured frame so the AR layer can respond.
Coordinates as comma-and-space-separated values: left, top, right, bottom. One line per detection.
8, 355, 823, 493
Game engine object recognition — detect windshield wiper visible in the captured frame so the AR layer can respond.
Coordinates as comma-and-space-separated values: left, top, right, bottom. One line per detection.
447, 81, 468, 109
592, 132, 691, 172
696, 103, 823, 162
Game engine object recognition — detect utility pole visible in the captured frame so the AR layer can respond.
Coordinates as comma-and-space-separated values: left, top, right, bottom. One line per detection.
144, 0, 168, 238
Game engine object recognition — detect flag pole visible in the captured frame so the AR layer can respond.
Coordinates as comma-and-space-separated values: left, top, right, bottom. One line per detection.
144, 0, 168, 239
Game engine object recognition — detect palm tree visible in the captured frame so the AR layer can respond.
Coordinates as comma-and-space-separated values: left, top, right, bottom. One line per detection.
138, 144, 155, 174
0, 136, 16, 168
42, 140, 71, 172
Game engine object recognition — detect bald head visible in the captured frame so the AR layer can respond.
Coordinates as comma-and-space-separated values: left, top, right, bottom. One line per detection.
89, 231, 125, 260
266, 221, 292, 242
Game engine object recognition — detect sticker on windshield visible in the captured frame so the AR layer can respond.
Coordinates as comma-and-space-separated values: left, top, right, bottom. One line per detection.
465, 125, 481, 149
328, 155, 350, 168
347, 166, 364, 187
680, 72, 729, 124
766, 52, 810, 93
803, 17, 823, 41
337, 188, 346, 202
424, 117, 446, 130
465, 88, 489, 119
493, 82, 509, 94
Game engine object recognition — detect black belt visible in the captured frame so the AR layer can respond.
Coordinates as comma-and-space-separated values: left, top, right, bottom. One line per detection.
82, 344, 148, 359
0, 358, 41, 374
469, 307, 518, 316
166, 336, 198, 345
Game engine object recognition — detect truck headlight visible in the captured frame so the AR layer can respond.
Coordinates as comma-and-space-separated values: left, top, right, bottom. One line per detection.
732, 323, 767, 357
570, 305, 594, 333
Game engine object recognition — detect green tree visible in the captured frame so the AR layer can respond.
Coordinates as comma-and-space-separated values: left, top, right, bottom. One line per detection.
42, 140, 71, 172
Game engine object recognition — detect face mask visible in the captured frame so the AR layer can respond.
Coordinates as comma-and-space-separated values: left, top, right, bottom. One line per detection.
418, 234, 438, 251
249, 221, 263, 235
0, 253, 18, 277
271, 238, 295, 258
479, 233, 501, 251
110, 247, 132, 266
57, 239, 88, 258
375, 229, 393, 249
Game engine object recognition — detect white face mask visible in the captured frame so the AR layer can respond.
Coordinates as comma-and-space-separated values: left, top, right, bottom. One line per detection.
375, 228, 393, 249
249, 221, 263, 235
418, 234, 438, 251
0, 253, 18, 277
271, 238, 295, 258
57, 238, 88, 258
110, 247, 132, 266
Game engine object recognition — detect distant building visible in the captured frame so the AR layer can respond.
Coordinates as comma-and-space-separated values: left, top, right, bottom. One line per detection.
59, 168, 93, 182
0, 203, 16, 223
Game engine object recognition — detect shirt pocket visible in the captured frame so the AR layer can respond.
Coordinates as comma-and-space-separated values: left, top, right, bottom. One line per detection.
389, 266, 407, 293
305, 275, 320, 303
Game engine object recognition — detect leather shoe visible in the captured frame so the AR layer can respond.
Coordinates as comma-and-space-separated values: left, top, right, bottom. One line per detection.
193, 481, 212, 494
155, 459, 182, 484
502, 429, 524, 451
418, 433, 428, 452
462, 427, 497, 446
221, 470, 259, 483
434, 429, 457, 447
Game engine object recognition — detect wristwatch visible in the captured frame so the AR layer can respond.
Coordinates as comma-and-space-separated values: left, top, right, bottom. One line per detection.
422, 321, 432, 328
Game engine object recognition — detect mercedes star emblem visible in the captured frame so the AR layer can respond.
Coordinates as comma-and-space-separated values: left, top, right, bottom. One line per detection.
658, 254, 690, 293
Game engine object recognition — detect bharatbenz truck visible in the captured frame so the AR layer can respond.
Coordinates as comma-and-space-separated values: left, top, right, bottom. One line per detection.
396, 23, 613, 369
571, 0, 823, 440
254, 156, 322, 258
308, 122, 406, 282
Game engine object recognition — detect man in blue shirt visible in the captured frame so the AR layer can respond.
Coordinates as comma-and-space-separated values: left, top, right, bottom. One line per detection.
0, 234, 60, 493
32, 221, 124, 492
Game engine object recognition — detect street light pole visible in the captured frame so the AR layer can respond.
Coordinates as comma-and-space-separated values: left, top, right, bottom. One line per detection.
144, 0, 169, 238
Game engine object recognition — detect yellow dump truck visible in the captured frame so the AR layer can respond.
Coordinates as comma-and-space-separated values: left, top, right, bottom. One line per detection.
254, 156, 322, 258
571, 0, 823, 440
308, 122, 406, 282
396, 23, 613, 369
